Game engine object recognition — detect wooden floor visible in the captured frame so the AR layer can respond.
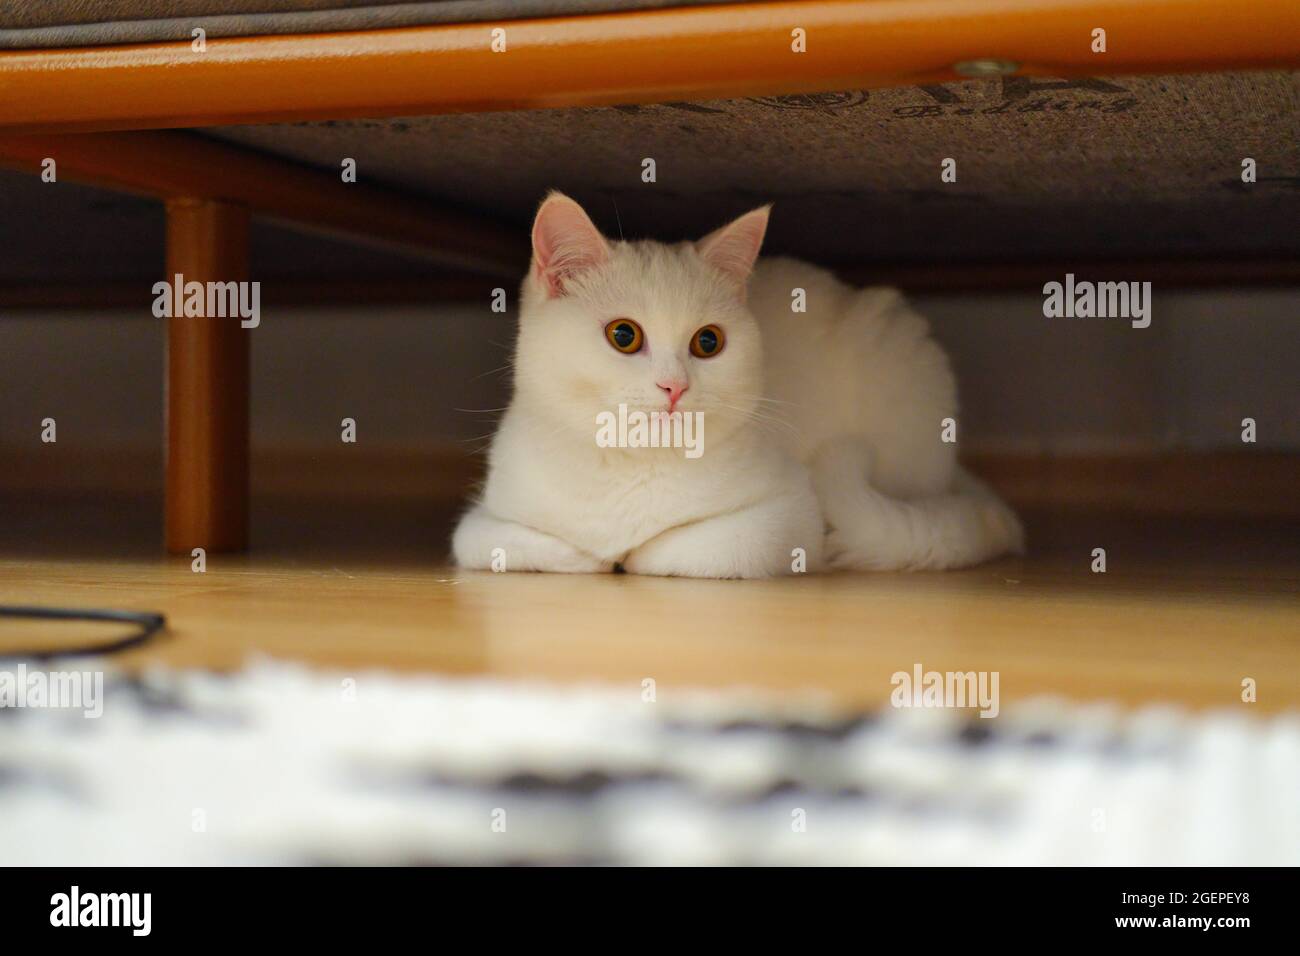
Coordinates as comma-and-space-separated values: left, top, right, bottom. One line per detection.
1, 491, 1297, 713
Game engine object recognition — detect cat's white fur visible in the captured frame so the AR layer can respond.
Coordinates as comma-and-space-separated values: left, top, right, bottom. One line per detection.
453, 193, 1023, 578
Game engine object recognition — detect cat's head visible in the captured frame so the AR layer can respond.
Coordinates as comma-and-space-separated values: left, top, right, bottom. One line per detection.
514, 191, 770, 444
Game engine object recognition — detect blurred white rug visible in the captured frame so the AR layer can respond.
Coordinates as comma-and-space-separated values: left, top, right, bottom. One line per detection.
1, 660, 1296, 865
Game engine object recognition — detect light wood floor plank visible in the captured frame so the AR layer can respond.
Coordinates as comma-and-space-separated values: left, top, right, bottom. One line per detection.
1, 494, 1296, 713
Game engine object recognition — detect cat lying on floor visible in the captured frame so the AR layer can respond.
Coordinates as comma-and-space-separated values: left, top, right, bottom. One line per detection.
453, 193, 1023, 578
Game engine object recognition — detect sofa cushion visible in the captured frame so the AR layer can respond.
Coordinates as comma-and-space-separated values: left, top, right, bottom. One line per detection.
0, 0, 735, 48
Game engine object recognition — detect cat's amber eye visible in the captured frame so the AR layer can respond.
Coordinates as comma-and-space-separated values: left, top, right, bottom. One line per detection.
604, 319, 644, 354
690, 324, 725, 358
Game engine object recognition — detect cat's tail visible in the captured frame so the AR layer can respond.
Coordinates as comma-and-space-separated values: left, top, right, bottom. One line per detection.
811, 444, 1024, 571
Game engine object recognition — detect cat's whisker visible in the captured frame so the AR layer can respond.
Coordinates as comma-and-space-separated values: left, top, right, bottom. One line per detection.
709, 402, 800, 440
715, 391, 799, 411
471, 364, 515, 382
460, 437, 497, 456
713, 395, 796, 419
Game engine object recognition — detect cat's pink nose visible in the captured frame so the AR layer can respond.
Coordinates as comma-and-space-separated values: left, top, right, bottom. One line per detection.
657, 380, 689, 411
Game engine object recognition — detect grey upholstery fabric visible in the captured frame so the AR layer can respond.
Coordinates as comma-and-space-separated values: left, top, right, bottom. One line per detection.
0, 0, 737, 48
3, 1, 387, 29
1, 71, 1295, 279
207, 72, 1300, 266
5, 1, 413, 28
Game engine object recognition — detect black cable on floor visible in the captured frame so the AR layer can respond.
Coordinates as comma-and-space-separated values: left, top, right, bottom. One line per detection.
0, 605, 166, 661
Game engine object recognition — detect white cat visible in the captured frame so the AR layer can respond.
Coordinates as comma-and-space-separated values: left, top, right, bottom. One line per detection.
453, 193, 1023, 578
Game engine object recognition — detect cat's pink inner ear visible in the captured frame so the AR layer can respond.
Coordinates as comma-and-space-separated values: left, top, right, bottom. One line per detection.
531, 193, 610, 298
697, 205, 770, 290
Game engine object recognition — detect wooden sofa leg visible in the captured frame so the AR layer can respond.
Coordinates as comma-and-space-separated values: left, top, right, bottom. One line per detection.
164, 199, 250, 554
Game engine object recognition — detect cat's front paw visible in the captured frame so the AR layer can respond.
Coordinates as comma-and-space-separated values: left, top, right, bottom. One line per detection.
623, 495, 823, 579
981, 497, 1026, 556
452, 506, 613, 574
622, 538, 795, 579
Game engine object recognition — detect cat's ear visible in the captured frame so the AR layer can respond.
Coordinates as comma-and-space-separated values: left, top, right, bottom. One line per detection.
697, 205, 770, 292
531, 192, 610, 298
